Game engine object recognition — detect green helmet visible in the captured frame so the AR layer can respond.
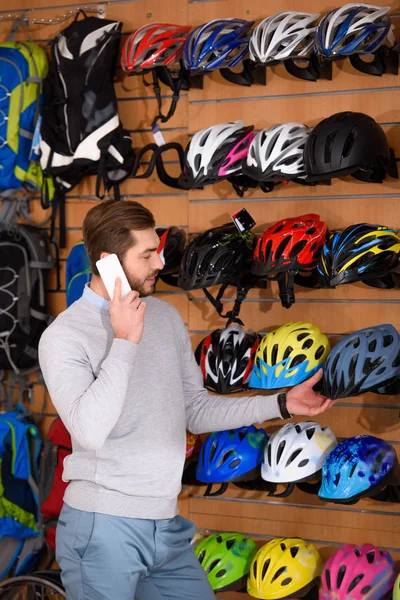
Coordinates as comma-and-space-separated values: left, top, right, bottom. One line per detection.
393, 573, 400, 600
194, 532, 258, 593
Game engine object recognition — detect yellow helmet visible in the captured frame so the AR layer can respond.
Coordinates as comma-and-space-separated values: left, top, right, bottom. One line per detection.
249, 322, 330, 389
247, 538, 323, 599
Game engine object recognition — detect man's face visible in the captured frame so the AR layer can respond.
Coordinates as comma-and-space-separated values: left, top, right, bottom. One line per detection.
120, 229, 164, 297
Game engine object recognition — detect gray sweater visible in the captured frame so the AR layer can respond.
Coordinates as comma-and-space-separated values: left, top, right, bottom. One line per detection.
38, 285, 281, 520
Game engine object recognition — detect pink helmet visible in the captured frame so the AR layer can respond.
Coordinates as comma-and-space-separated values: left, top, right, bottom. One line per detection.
320, 544, 396, 600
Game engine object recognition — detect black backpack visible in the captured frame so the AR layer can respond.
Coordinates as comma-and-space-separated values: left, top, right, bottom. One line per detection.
0, 224, 54, 404
40, 12, 135, 247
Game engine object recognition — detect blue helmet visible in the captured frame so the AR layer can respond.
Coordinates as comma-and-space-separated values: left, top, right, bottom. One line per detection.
319, 435, 398, 504
196, 426, 268, 485
315, 4, 395, 58
183, 18, 254, 73
322, 324, 400, 399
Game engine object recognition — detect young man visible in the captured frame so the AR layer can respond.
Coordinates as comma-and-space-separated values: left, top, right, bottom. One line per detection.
39, 200, 333, 600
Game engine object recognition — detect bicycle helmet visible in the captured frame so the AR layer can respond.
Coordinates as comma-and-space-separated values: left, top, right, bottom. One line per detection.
262, 422, 337, 485
250, 12, 320, 63
121, 24, 191, 126
250, 322, 330, 390
315, 4, 395, 58
252, 215, 327, 277
195, 324, 260, 394
184, 19, 253, 72
320, 543, 396, 600
156, 226, 187, 286
322, 324, 400, 399
243, 124, 311, 184
185, 432, 202, 469
195, 532, 258, 593
248, 538, 323, 599
177, 223, 254, 290
319, 435, 398, 503
196, 426, 268, 495
304, 112, 394, 183
393, 573, 400, 600
319, 224, 400, 287
179, 121, 254, 189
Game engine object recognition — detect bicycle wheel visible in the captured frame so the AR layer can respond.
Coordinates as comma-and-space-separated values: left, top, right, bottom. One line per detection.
0, 574, 66, 599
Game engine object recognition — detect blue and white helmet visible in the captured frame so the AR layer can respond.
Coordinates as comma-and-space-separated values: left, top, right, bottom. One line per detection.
315, 3, 395, 58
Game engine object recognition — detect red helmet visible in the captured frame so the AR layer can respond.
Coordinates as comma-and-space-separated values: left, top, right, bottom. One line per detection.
121, 23, 191, 71
252, 213, 327, 277
185, 432, 202, 468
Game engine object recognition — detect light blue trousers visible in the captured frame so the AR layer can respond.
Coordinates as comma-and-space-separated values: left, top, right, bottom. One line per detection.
56, 503, 216, 600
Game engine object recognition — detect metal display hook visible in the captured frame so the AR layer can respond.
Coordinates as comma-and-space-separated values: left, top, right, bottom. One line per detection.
0, 4, 106, 25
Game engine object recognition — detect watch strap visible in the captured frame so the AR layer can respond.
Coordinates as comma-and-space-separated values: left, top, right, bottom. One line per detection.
278, 392, 292, 420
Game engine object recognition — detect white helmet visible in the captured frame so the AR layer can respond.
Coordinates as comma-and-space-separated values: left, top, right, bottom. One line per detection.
315, 4, 395, 57
261, 422, 337, 483
181, 121, 254, 187
249, 11, 320, 63
243, 123, 311, 183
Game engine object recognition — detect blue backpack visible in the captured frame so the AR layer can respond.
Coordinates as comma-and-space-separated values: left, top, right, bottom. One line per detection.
0, 39, 48, 194
66, 240, 92, 306
0, 407, 44, 580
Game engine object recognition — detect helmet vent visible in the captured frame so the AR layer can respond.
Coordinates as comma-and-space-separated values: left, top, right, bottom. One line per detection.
216, 568, 227, 578
273, 223, 286, 234
282, 577, 292, 586
262, 558, 270, 579
363, 356, 384, 375
302, 338, 314, 350
325, 569, 331, 591
268, 444, 272, 467
253, 560, 258, 578
283, 346, 293, 361
280, 542, 286, 551
349, 355, 358, 378
334, 472, 341, 487
354, 548, 361, 557
210, 441, 218, 462
194, 154, 202, 172
297, 332, 310, 342
263, 239, 273, 261
306, 427, 315, 440
198, 549, 206, 563
290, 546, 299, 558
368, 340, 377, 352
324, 131, 336, 165
238, 430, 247, 442
383, 334, 394, 347
361, 586, 372, 595
286, 448, 303, 466
315, 345, 325, 360
272, 344, 279, 366
277, 440, 286, 464
331, 353, 340, 376
276, 237, 291, 259
366, 551, 376, 564
290, 240, 307, 258
208, 559, 221, 574
349, 463, 357, 478
272, 566, 287, 583
295, 424, 302, 434
199, 130, 211, 147
229, 458, 241, 469
336, 565, 347, 588
216, 535, 223, 543
219, 449, 234, 467
306, 227, 316, 235
290, 354, 307, 368
347, 574, 364, 593
298, 458, 309, 468
343, 128, 356, 159
225, 538, 236, 551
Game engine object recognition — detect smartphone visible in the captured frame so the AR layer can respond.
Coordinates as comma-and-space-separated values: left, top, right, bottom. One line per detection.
96, 253, 131, 300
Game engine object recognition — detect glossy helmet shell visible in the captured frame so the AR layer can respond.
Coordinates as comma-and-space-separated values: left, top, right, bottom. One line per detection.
304, 111, 391, 183
250, 321, 330, 390
248, 537, 323, 599
194, 532, 258, 593
322, 324, 400, 399
156, 226, 187, 275
180, 121, 254, 188
318, 223, 400, 286
196, 426, 268, 483
319, 435, 398, 503
243, 123, 311, 183
250, 11, 320, 63
195, 324, 260, 394
183, 18, 254, 72
315, 4, 395, 58
177, 223, 254, 290
121, 23, 191, 71
320, 543, 396, 600
252, 214, 327, 277
262, 422, 337, 483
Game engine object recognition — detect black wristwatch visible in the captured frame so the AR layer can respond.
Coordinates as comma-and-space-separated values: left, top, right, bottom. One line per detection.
278, 392, 293, 420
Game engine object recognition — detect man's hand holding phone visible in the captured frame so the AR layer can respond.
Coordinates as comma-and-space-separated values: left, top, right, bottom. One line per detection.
110, 278, 146, 344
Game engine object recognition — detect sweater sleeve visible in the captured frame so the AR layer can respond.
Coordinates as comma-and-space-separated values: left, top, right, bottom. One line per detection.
38, 325, 138, 451
177, 318, 282, 434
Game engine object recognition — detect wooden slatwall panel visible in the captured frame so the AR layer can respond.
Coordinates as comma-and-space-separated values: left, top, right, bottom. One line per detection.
1, 0, 399, 592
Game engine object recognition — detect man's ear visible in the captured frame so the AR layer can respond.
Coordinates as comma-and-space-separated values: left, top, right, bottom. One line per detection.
99, 252, 111, 260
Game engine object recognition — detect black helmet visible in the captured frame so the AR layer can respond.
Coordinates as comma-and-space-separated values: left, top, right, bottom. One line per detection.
156, 227, 187, 286
195, 324, 260, 394
304, 111, 393, 183
177, 223, 254, 290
